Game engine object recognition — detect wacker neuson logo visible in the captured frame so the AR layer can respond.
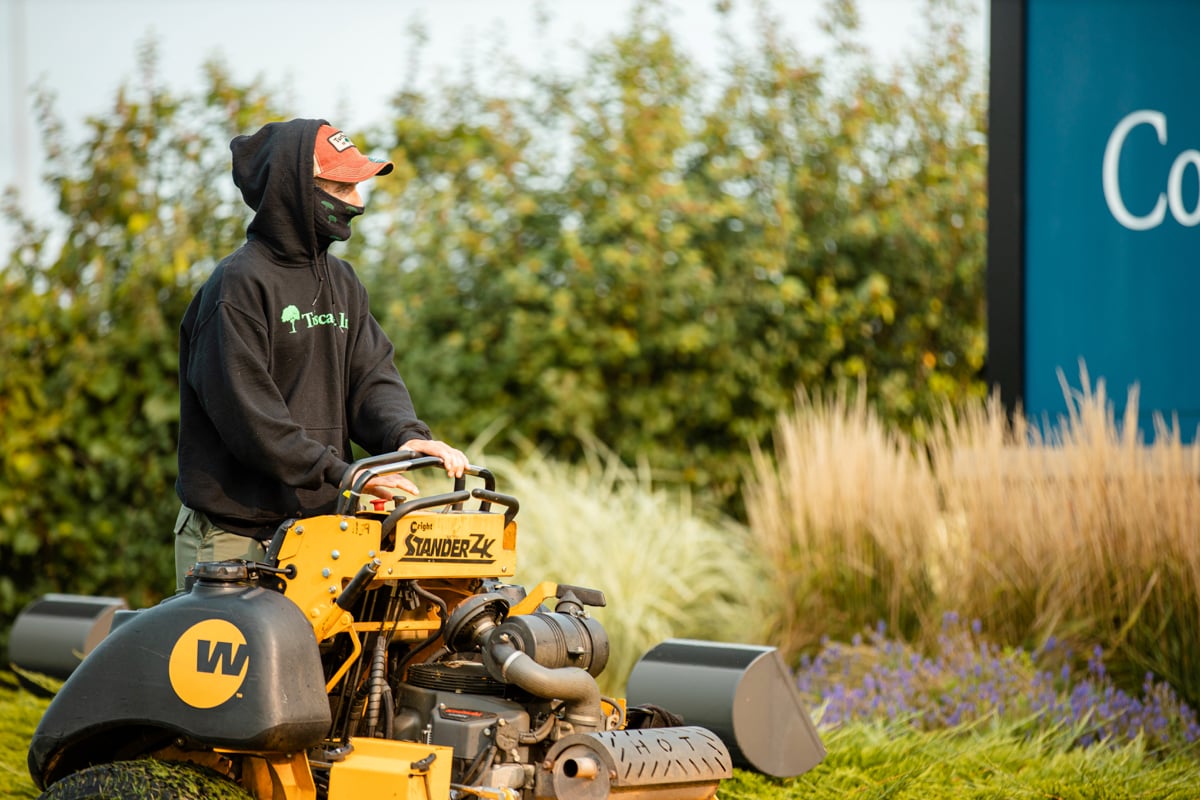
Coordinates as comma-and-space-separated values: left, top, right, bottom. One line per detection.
281, 304, 349, 334
168, 619, 250, 708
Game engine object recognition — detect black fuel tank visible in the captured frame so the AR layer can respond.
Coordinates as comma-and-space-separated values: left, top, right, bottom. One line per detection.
28, 565, 331, 788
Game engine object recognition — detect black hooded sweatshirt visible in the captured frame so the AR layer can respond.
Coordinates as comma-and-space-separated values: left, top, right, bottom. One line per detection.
176, 118, 431, 539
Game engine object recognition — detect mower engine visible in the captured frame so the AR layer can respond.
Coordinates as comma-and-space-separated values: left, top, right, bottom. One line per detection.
384, 588, 732, 798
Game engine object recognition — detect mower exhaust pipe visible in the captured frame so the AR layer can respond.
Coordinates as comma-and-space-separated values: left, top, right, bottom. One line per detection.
539, 725, 731, 800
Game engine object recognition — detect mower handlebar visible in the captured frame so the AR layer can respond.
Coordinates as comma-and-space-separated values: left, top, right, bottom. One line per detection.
335, 452, 497, 516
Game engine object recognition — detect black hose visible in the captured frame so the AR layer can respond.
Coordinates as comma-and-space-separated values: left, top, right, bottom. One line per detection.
459, 744, 496, 786
339, 585, 398, 739
394, 581, 450, 679
412, 582, 450, 629
518, 702, 563, 744
364, 635, 388, 737
484, 636, 604, 733
381, 683, 395, 740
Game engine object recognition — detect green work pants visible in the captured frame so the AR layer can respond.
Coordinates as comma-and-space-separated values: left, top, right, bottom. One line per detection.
173, 506, 266, 591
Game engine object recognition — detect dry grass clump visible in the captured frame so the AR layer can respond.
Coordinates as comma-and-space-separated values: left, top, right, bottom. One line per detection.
744, 385, 942, 658
931, 369, 1200, 700
746, 368, 1200, 706
480, 443, 766, 696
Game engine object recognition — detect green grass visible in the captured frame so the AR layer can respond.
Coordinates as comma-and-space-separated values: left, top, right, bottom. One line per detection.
722, 721, 1200, 799
1, 671, 48, 800
6, 673, 1196, 799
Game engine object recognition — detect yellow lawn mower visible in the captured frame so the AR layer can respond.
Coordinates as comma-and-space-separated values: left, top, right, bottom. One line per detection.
20, 452, 824, 799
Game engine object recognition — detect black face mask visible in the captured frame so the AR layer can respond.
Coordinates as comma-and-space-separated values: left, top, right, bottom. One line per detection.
314, 186, 364, 244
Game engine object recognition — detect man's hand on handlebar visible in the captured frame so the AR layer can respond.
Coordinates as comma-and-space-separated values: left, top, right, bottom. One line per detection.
400, 438, 469, 480
360, 471, 422, 498
353, 439, 468, 499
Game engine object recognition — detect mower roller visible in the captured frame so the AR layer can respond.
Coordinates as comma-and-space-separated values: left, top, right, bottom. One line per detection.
20, 452, 824, 799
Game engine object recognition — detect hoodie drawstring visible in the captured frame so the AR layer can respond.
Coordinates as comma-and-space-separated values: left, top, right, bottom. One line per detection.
310, 255, 323, 307
310, 253, 340, 327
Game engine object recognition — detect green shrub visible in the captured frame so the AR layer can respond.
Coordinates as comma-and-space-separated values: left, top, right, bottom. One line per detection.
0, 56, 282, 644
362, 0, 988, 502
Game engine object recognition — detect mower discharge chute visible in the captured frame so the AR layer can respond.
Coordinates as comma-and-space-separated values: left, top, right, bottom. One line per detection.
23, 452, 825, 799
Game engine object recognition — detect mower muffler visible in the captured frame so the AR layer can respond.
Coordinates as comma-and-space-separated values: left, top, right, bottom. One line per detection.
626, 639, 825, 779
538, 725, 730, 800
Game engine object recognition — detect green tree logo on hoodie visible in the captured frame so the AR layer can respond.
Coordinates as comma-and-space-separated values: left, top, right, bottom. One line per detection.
281, 305, 301, 333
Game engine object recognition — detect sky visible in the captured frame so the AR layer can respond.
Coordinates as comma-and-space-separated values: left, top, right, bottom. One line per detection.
1, 0, 989, 254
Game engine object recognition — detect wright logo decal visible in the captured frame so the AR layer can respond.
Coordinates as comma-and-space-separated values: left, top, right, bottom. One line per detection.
168, 619, 250, 709
401, 520, 496, 563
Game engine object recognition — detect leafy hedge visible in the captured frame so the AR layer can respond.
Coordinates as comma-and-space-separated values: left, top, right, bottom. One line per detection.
362, 0, 988, 499
0, 59, 278, 634
0, 0, 986, 642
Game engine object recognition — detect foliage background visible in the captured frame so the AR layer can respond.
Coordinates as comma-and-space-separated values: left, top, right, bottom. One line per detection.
0, 0, 987, 651
5, 0, 1200, 772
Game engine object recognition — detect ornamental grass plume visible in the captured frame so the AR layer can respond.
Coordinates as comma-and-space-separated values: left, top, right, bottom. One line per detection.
746, 365, 1200, 710
744, 384, 942, 662
928, 364, 1200, 707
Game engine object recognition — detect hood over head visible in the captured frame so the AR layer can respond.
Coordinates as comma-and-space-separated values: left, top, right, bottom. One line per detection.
232, 118, 392, 263
232, 118, 324, 263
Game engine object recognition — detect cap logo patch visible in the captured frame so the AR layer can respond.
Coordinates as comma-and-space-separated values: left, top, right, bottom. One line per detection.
326, 130, 356, 153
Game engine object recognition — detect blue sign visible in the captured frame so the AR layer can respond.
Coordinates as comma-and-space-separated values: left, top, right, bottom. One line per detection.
1024, 0, 1200, 440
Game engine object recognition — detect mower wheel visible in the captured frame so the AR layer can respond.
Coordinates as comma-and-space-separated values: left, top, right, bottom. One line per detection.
39, 759, 253, 800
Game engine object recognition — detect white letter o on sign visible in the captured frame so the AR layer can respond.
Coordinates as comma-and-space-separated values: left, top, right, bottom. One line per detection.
1167, 149, 1200, 227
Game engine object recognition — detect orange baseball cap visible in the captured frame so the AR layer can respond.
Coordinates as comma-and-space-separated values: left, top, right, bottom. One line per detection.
313, 124, 394, 182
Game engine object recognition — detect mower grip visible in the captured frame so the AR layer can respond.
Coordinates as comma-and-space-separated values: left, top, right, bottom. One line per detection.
336, 452, 495, 516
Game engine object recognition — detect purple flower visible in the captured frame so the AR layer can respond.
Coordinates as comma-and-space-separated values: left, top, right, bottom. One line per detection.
794, 615, 1200, 752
